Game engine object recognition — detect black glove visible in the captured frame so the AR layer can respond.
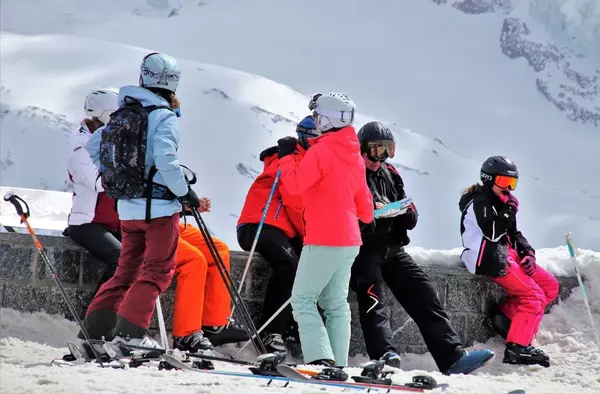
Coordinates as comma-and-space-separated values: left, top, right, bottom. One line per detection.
359, 220, 376, 233
180, 187, 200, 209
277, 136, 298, 158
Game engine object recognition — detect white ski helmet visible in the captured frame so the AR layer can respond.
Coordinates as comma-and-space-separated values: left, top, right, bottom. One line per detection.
312, 92, 356, 133
84, 87, 119, 125
139, 52, 181, 93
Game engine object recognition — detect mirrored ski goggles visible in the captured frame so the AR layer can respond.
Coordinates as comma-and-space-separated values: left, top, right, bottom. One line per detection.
365, 140, 396, 160
494, 175, 518, 190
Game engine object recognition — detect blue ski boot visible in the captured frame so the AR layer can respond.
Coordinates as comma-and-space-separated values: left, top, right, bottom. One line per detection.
380, 351, 402, 368
443, 349, 495, 375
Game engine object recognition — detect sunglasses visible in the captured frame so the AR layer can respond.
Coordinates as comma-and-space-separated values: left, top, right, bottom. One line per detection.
494, 175, 518, 190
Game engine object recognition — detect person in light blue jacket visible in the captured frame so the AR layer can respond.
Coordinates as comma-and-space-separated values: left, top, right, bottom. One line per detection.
79, 52, 202, 349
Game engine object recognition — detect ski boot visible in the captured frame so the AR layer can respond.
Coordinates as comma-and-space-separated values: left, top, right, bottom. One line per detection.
444, 348, 495, 375
262, 333, 287, 355
203, 320, 249, 347
173, 331, 215, 370
503, 343, 550, 367
380, 351, 401, 368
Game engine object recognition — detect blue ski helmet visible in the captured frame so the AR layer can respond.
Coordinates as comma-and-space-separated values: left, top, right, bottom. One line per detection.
296, 115, 318, 139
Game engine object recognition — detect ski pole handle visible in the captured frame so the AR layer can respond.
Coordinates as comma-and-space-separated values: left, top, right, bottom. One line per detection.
3, 191, 30, 221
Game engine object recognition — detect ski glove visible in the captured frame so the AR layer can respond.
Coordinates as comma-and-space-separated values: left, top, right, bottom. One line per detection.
520, 253, 536, 276
180, 187, 201, 209
277, 137, 298, 158
359, 220, 376, 233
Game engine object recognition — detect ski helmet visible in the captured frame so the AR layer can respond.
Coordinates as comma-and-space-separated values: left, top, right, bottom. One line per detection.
296, 115, 318, 139
357, 121, 396, 162
480, 156, 519, 190
139, 52, 181, 93
84, 87, 119, 125
311, 92, 356, 133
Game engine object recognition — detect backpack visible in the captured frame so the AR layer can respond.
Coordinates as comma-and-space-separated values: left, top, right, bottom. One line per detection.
98, 96, 176, 221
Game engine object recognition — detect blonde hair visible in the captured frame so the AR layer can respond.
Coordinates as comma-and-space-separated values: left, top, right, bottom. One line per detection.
461, 183, 481, 195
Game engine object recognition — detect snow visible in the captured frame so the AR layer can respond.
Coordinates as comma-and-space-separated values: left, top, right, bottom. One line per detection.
1, 247, 599, 394
0, 1, 599, 392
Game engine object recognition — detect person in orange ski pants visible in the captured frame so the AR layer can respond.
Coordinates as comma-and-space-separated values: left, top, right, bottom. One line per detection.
172, 218, 250, 353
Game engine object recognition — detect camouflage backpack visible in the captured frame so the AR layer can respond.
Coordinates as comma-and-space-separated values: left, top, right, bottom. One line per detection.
98, 96, 176, 219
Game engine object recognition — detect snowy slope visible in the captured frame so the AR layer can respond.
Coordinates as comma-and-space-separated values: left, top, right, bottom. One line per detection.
1, 30, 600, 249
2, 248, 599, 394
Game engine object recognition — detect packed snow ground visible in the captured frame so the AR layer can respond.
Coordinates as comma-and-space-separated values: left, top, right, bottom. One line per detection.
1, 248, 599, 394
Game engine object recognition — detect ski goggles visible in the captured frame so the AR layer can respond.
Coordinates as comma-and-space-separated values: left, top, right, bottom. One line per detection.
494, 175, 518, 190
364, 140, 396, 161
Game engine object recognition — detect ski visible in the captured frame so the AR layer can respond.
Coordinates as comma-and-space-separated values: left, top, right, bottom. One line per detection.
276, 364, 432, 393
352, 360, 438, 391
161, 354, 386, 392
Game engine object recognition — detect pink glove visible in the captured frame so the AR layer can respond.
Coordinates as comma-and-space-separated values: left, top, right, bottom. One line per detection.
520, 254, 536, 276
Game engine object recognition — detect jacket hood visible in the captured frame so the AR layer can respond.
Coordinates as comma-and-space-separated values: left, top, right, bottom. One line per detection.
118, 85, 171, 108
69, 122, 93, 148
310, 126, 360, 164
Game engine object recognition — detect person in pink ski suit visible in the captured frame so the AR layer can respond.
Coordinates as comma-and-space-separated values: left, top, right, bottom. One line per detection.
459, 156, 559, 368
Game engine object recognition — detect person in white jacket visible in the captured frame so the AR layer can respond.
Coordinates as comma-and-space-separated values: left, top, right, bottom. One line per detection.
65, 88, 121, 296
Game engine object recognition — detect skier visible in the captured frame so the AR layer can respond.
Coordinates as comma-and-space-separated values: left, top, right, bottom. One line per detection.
352, 121, 495, 375
276, 92, 374, 368
65, 87, 121, 297
82, 52, 199, 348
459, 156, 558, 367
236, 115, 317, 354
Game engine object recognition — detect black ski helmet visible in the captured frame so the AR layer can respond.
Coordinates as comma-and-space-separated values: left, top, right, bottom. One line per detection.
357, 121, 395, 158
480, 156, 519, 188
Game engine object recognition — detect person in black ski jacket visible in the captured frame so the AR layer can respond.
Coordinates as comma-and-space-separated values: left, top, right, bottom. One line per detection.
350, 121, 494, 375
459, 156, 558, 368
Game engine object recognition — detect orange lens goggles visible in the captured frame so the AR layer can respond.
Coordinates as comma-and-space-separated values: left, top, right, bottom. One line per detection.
494, 175, 518, 190
366, 140, 396, 159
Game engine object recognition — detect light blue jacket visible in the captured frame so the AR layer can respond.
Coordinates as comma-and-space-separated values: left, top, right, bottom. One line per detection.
87, 85, 188, 221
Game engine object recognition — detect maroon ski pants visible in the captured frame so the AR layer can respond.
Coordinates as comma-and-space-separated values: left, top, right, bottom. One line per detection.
85, 214, 180, 329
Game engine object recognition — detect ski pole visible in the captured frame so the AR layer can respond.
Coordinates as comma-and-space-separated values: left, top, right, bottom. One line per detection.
229, 170, 281, 327
565, 233, 600, 350
189, 207, 267, 355
234, 297, 291, 358
155, 295, 169, 350
3, 191, 105, 366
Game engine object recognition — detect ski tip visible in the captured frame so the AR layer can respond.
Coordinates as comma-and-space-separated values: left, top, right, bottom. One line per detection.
507, 390, 526, 394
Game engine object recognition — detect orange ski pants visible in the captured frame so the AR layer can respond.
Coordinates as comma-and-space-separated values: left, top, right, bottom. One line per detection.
172, 223, 231, 337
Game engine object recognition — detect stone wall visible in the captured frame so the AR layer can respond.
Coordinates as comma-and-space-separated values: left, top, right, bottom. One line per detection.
0, 232, 579, 356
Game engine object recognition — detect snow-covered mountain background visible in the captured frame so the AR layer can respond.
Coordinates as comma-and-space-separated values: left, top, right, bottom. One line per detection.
1, 0, 599, 250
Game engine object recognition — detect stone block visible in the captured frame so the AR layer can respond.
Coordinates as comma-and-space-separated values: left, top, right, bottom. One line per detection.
80, 253, 107, 285
245, 260, 271, 300
37, 249, 80, 285
447, 312, 468, 344
2, 283, 48, 312
0, 243, 34, 280
46, 287, 95, 321
0, 283, 4, 306
467, 313, 495, 345
149, 292, 175, 331
446, 277, 488, 313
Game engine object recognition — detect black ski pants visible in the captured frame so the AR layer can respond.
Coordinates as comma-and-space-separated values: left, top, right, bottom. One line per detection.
67, 222, 122, 297
237, 223, 302, 337
349, 245, 463, 372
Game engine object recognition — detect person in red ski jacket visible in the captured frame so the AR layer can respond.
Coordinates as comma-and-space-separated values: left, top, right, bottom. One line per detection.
236, 115, 315, 354
65, 87, 121, 296
276, 92, 374, 368
459, 156, 559, 368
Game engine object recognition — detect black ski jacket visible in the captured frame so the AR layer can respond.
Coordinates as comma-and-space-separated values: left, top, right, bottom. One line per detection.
458, 185, 534, 276
361, 163, 418, 250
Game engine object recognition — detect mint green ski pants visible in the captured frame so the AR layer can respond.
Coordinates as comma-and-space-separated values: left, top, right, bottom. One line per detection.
291, 244, 360, 367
